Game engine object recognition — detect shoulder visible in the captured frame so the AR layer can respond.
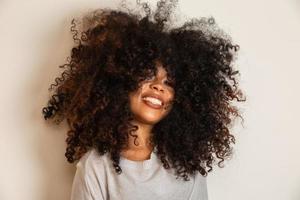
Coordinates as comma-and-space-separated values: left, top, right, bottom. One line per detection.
72, 149, 110, 200
75, 148, 109, 175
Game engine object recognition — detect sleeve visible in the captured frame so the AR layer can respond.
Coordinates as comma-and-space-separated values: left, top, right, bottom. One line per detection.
70, 161, 104, 200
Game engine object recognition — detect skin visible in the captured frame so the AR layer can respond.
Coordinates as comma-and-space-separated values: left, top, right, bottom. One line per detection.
120, 61, 175, 161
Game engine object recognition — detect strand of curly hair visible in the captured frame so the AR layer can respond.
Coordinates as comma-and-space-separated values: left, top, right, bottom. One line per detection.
42, 0, 246, 181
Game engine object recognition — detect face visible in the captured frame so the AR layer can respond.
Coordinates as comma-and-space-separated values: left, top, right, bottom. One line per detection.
129, 62, 175, 125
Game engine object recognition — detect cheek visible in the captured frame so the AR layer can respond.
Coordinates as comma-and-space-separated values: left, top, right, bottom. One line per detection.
167, 91, 175, 104
128, 87, 143, 110
165, 93, 175, 111
129, 92, 139, 107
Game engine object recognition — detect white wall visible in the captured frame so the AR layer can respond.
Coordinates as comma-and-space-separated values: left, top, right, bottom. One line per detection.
0, 0, 299, 200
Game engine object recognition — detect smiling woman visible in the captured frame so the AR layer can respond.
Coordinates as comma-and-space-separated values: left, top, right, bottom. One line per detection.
129, 61, 175, 124
124, 61, 175, 160
41, 0, 245, 199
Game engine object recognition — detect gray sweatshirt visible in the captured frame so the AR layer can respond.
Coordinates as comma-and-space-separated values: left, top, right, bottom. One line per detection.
70, 147, 208, 200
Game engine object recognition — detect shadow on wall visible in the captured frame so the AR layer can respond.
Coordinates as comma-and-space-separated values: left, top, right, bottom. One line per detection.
28, 14, 78, 200
293, 0, 300, 14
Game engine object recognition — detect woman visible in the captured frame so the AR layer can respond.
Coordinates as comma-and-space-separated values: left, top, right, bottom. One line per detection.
42, 0, 245, 199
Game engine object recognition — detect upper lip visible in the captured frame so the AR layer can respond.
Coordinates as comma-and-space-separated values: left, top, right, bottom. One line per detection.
142, 92, 164, 106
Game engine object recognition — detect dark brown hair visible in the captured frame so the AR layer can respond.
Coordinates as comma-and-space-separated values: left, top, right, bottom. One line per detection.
42, 0, 246, 181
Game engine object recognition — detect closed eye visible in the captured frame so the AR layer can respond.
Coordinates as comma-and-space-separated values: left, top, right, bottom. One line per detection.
164, 80, 171, 85
164, 78, 175, 87
145, 75, 155, 81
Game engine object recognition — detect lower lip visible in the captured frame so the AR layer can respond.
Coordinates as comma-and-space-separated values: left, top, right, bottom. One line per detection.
142, 99, 163, 109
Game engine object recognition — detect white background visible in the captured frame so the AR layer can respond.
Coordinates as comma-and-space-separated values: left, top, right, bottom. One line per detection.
0, 0, 299, 199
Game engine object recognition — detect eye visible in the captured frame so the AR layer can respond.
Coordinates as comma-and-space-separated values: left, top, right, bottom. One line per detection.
145, 76, 154, 80
144, 73, 155, 81
164, 79, 174, 87
163, 80, 170, 85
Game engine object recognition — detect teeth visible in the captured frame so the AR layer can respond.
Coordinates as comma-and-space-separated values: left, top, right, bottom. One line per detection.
142, 96, 162, 106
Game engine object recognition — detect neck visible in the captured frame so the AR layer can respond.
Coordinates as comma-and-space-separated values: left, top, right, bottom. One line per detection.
126, 119, 154, 151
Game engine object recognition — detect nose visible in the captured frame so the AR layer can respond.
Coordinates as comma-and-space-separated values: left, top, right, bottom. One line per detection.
150, 82, 164, 93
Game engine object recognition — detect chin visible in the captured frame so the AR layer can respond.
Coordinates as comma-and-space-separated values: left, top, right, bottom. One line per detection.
136, 115, 162, 125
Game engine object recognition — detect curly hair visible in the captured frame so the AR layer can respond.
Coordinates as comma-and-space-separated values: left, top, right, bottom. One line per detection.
42, 0, 246, 181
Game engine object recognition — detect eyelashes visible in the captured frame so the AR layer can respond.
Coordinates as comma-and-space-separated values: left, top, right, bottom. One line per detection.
144, 75, 155, 81
143, 76, 174, 87
163, 80, 173, 87
165, 79, 175, 86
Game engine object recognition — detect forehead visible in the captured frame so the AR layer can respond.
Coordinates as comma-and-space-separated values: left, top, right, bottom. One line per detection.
154, 61, 167, 77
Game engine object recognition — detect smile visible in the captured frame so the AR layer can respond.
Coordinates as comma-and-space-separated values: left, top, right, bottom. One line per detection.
142, 96, 163, 109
